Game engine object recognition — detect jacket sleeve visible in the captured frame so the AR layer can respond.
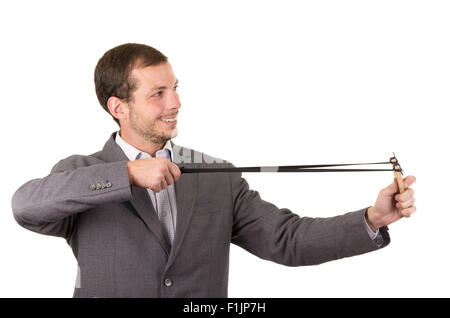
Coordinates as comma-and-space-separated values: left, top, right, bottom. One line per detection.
229, 166, 390, 267
11, 156, 132, 238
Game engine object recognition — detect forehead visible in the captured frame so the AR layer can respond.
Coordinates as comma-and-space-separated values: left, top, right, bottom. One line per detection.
131, 62, 176, 88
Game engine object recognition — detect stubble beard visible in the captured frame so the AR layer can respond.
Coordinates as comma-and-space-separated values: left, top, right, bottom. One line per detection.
129, 107, 178, 145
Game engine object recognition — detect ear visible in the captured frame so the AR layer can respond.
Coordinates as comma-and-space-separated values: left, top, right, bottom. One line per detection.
107, 96, 129, 122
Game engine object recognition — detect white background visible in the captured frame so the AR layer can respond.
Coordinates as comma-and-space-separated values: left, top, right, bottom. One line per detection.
1, 0, 448, 297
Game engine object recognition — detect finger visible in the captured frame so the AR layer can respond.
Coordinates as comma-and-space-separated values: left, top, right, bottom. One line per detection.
395, 188, 414, 201
164, 168, 175, 186
153, 185, 162, 193
400, 205, 416, 217
160, 178, 168, 190
382, 177, 399, 197
396, 197, 415, 209
157, 161, 173, 186
403, 175, 417, 189
168, 163, 182, 181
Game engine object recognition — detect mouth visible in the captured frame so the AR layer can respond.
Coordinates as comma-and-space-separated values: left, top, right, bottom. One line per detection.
159, 115, 177, 127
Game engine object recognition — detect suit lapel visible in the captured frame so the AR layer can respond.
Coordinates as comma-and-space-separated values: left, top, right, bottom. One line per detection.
129, 186, 171, 254
99, 132, 171, 256
166, 141, 199, 267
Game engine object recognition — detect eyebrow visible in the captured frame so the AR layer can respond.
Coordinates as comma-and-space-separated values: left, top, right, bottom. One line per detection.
151, 79, 179, 92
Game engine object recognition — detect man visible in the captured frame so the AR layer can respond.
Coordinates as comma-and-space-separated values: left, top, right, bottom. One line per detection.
11, 43, 417, 298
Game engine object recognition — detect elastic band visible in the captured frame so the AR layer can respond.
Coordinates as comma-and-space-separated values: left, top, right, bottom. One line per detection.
179, 164, 396, 174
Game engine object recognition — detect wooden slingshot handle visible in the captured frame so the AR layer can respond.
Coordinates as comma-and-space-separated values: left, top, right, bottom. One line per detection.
394, 164, 405, 194
391, 154, 408, 218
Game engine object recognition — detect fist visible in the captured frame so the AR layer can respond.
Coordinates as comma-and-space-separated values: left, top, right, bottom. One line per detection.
366, 175, 417, 231
126, 157, 181, 192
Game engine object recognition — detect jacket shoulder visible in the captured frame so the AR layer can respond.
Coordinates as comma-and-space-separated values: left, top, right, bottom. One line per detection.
51, 152, 105, 173
171, 142, 231, 167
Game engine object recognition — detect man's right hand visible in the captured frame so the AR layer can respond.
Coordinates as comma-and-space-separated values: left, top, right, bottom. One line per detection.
126, 158, 181, 192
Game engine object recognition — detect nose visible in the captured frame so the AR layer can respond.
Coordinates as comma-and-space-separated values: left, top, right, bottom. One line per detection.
168, 90, 181, 111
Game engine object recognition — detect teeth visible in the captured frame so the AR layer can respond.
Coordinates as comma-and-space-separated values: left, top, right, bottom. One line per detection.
161, 118, 176, 122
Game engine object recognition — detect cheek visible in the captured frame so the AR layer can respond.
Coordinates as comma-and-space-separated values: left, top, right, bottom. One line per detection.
149, 100, 166, 116
149, 107, 164, 121
136, 102, 165, 121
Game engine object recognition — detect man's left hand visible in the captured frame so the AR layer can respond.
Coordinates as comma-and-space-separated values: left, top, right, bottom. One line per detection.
366, 175, 417, 232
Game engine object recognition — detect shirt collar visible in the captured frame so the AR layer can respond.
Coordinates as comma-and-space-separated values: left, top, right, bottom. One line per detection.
115, 131, 173, 162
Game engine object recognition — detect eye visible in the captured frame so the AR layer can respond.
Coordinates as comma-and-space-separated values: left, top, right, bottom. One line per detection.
174, 85, 179, 91
152, 91, 163, 97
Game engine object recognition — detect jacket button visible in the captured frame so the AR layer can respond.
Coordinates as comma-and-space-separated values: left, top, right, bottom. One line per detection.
164, 278, 173, 287
95, 183, 102, 190
90, 184, 96, 191
106, 182, 112, 188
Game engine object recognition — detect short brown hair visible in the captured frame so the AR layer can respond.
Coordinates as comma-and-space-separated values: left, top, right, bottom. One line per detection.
94, 43, 168, 126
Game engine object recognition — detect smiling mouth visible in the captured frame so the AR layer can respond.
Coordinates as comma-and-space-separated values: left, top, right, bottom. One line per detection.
160, 118, 177, 123
159, 116, 177, 128
159, 112, 178, 124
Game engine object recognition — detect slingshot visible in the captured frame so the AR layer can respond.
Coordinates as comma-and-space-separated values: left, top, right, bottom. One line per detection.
180, 153, 406, 196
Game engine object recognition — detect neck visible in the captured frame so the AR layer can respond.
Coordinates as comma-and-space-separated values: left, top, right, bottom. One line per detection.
118, 129, 166, 157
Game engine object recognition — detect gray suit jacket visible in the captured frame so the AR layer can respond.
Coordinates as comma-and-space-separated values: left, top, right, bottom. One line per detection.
11, 132, 389, 297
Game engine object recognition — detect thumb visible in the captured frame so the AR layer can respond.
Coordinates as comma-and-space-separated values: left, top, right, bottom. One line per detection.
382, 177, 399, 197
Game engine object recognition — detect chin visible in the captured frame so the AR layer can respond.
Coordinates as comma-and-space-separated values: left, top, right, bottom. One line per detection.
169, 127, 178, 139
